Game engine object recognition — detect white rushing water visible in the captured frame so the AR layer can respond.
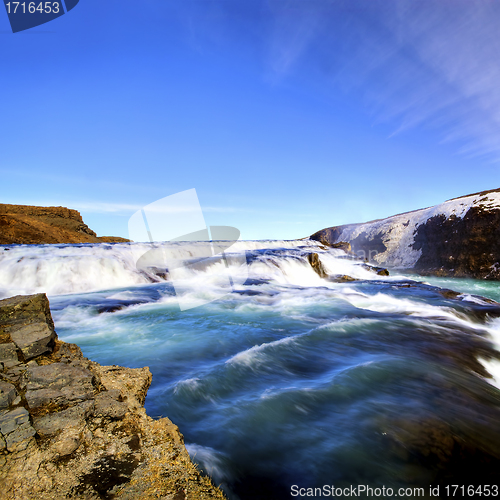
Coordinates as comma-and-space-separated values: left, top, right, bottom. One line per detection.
2, 239, 499, 390
0, 239, 403, 299
2, 240, 500, 498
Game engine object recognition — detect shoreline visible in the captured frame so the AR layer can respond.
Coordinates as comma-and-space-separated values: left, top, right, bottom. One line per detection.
0, 293, 225, 499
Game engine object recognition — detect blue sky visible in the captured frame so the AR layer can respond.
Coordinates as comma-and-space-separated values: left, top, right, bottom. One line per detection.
1, 0, 500, 240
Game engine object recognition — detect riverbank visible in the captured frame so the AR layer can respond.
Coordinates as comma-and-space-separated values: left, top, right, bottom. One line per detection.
311, 188, 500, 280
0, 293, 225, 499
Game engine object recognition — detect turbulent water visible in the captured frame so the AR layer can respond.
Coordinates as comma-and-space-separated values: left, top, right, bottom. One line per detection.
2, 240, 500, 498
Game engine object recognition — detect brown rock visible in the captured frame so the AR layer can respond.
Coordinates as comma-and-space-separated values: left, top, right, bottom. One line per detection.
0, 407, 36, 453
0, 293, 226, 500
25, 362, 95, 410
94, 392, 128, 420
99, 236, 132, 243
307, 253, 328, 278
33, 401, 94, 438
331, 241, 352, 253
362, 263, 390, 276
54, 429, 82, 457
0, 294, 55, 337
0, 381, 18, 409
10, 322, 56, 361
0, 343, 18, 363
328, 275, 357, 283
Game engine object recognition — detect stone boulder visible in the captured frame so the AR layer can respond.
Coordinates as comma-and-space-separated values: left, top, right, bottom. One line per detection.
0, 294, 56, 361
0, 294, 226, 500
307, 253, 328, 278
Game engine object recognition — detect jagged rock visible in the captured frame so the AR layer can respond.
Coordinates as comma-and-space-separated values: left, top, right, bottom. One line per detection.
10, 322, 56, 360
307, 253, 328, 278
0, 293, 225, 500
311, 188, 500, 280
4, 421, 36, 453
94, 391, 128, 420
54, 428, 82, 457
0, 407, 29, 435
328, 275, 357, 283
0, 407, 36, 453
0, 381, 18, 409
438, 289, 462, 300
93, 365, 153, 410
0, 343, 17, 363
24, 363, 95, 410
331, 241, 352, 253
362, 263, 390, 276
33, 401, 94, 438
3, 363, 27, 385
0, 293, 55, 334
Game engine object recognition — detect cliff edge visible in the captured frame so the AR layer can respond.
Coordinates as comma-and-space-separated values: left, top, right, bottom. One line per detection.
311, 188, 500, 280
0, 204, 130, 244
0, 293, 225, 499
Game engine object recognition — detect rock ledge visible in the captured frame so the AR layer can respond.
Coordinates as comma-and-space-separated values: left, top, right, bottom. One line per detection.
0, 204, 130, 244
0, 293, 225, 499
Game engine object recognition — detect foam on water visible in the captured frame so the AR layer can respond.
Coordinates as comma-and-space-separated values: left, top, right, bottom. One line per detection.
480, 317, 500, 389
185, 443, 236, 494
0, 239, 401, 299
226, 333, 303, 368
0, 244, 148, 297
2, 240, 500, 498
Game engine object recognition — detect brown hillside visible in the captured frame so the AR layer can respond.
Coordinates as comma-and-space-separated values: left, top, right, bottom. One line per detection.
0, 204, 130, 244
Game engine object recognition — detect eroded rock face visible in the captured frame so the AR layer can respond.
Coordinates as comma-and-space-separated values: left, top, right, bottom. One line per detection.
0, 204, 130, 244
311, 188, 500, 279
0, 294, 225, 500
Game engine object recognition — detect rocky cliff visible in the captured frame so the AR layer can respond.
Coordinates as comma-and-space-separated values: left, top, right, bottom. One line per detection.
0, 294, 225, 499
0, 204, 130, 245
311, 188, 500, 279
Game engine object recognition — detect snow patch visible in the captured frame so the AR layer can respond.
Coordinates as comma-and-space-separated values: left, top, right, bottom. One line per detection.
334, 191, 500, 268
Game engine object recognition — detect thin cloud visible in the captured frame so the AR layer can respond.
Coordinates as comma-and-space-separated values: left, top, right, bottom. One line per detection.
263, 0, 500, 161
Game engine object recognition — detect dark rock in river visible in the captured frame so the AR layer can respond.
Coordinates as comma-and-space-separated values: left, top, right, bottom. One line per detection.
307, 253, 328, 278
0, 294, 225, 500
362, 263, 390, 276
330, 241, 352, 253
327, 275, 357, 283
311, 188, 500, 279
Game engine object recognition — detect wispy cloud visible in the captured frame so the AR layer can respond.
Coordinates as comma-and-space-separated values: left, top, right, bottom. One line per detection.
263, 0, 500, 162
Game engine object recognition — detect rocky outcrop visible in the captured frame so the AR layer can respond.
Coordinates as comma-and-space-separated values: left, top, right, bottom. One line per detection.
306, 252, 388, 282
0, 294, 225, 499
0, 204, 130, 245
307, 253, 328, 278
311, 188, 500, 279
